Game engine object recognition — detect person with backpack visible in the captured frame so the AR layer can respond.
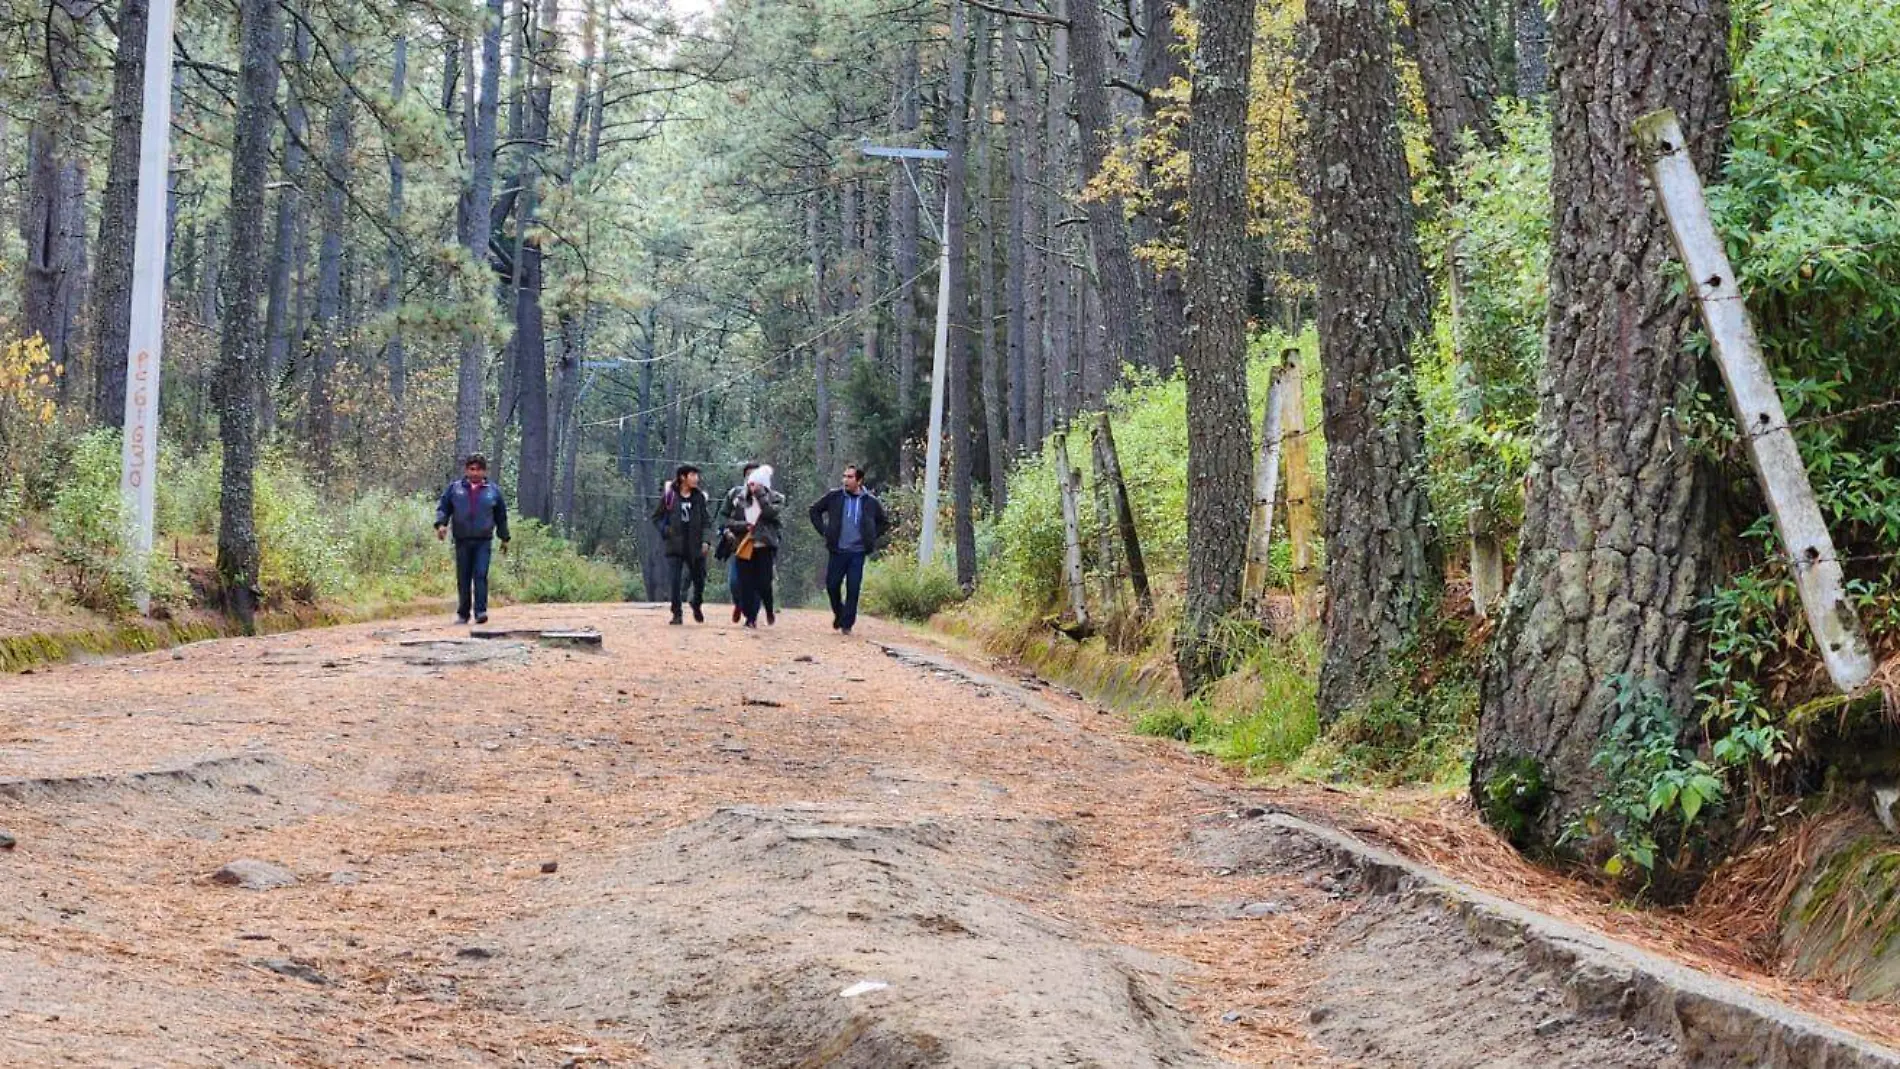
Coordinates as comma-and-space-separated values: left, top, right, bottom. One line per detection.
808, 464, 888, 636
721, 464, 784, 629
434, 453, 511, 625
652, 464, 713, 624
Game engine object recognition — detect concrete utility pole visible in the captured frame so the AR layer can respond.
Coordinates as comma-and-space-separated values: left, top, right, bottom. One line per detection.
1638, 109, 1874, 694
860, 142, 951, 569
120, 0, 178, 614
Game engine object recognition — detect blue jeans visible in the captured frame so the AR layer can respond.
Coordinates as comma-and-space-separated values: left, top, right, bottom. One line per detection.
827, 550, 867, 631
454, 538, 493, 619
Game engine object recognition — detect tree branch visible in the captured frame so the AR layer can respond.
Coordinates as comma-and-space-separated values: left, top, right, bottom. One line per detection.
964, 0, 1067, 28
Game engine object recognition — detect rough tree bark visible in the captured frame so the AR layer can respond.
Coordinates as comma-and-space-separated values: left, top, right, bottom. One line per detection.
22, 0, 90, 398
946, 0, 977, 587
1515, 0, 1550, 98
455, 0, 505, 463
1044, 1, 1074, 432
808, 182, 835, 480
1474, 0, 1729, 847
1135, 0, 1187, 375
216, 0, 284, 628
972, 12, 1008, 511
1410, 0, 1503, 176
1004, 26, 1034, 453
308, 46, 355, 471
1307, 0, 1442, 718
386, 30, 409, 425
1065, 0, 1151, 394
512, 0, 557, 521
1174, 0, 1257, 692
891, 43, 922, 486
90, 0, 148, 428
1023, 22, 1050, 444
262, 15, 311, 438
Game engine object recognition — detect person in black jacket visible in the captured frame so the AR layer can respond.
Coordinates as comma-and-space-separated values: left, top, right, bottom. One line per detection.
434, 454, 511, 625
808, 464, 888, 636
652, 464, 712, 624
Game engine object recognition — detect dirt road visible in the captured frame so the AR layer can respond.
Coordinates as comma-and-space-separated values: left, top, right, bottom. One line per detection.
0, 605, 1891, 1067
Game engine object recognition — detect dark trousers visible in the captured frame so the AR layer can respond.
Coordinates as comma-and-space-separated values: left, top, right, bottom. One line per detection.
669, 554, 707, 614
736, 546, 777, 625
827, 550, 867, 631
454, 538, 494, 619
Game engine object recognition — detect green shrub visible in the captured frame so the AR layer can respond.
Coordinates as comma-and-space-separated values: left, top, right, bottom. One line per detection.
48, 430, 139, 612
254, 455, 345, 603
491, 520, 625, 604
862, 559, 964, 622
1133, 628, 1321, 774
1298, 663, 1477, 787
156, 448, 222, 539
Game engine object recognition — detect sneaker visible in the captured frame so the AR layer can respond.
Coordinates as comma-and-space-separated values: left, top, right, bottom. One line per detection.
731, 605, 742, 623
669, 612, 683, 626
692, 605, 705, 623
743, 619, 758, 629
475, 613, 488, 625
841, 627, 853, 637
765, 606, 776, 626
456, 614, 470, 625
831, 618, 841, 631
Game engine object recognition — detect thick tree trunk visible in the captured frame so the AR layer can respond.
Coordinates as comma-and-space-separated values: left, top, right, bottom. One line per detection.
309, 47, 355, 472
512, 0, 557, 520
386, 32, 408, 425
1307, 0, 1442, 718
1004, 27, 1034, 454
1065, 0, 1150, 394
972, 13, 1008, 512
1474, 0, 1728, 847
1514, 0, 1550, 98
456, 0, 505, 463
216, 0, 283, 628
946, 0, 977, 587
1136, 0, 1188, 375
1174, 0, 1257, 692
1044, 4, 1074, 433
808, 183, 835, 480
892, 44, 922, 485
1020, 25, 1047, 446
262, 16, 310, 439
90, 0, 148, 428
21, 0, 90, 399
1410, 0, 1503, 179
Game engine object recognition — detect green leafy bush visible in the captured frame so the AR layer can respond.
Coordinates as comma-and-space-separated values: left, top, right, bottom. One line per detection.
1298, 662, 1477, 787
862, 559, 964, 622
491, 520, 625, 604
254, 455, 346, 603
48, 430, 139, 612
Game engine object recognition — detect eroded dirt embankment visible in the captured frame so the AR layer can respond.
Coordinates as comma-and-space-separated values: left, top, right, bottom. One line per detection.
1, 606, 1894, 1066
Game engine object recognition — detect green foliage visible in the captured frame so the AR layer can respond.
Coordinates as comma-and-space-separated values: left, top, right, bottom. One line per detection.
983, 328, 1322, 614
1563, 679, 1727, 885
1298, 662, 1478, 787
1690, 0, 1900, 797
1133, 628, 1321, 773
862, 559, 964, 622
1480, 756, 1549, 851
490, 520, 626, 604
0, 473, 23, 533
255, 455, 346, 603
1418, 104, 1548, 550
48, 430, 140, 612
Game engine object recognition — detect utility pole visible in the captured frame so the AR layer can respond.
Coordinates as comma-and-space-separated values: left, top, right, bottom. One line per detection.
120, 0, 178, 614
860, 142, 951, 569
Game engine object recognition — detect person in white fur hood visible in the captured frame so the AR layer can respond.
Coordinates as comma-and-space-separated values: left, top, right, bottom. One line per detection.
719, 463, 785, 628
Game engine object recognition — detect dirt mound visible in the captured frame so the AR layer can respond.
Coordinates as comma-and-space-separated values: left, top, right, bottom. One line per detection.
504, 804, 1219, 1068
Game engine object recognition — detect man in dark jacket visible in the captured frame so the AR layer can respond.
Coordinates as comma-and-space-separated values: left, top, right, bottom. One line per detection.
434, 454, 511, 625
653, 464, 712, 624
808, 464, 888, 636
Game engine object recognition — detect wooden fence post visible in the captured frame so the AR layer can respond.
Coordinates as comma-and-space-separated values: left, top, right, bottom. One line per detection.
1638, 109, 1874, 694
1088, 432, 1119, 610
1092, 412, 1152, 616
1243, 350, 1297, 604
1280, 351, 1319, 627
1054, 431, 1091, 631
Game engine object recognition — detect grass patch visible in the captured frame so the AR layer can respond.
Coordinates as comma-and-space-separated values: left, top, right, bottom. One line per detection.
1128, 632, 1322, 774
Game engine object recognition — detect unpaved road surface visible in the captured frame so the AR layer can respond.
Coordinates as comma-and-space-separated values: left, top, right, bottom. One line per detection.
0, 605, 1890, 1066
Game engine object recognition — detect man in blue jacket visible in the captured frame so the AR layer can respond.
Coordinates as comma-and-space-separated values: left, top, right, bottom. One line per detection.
434, 454, 511, 625
808, 464, 888, 636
